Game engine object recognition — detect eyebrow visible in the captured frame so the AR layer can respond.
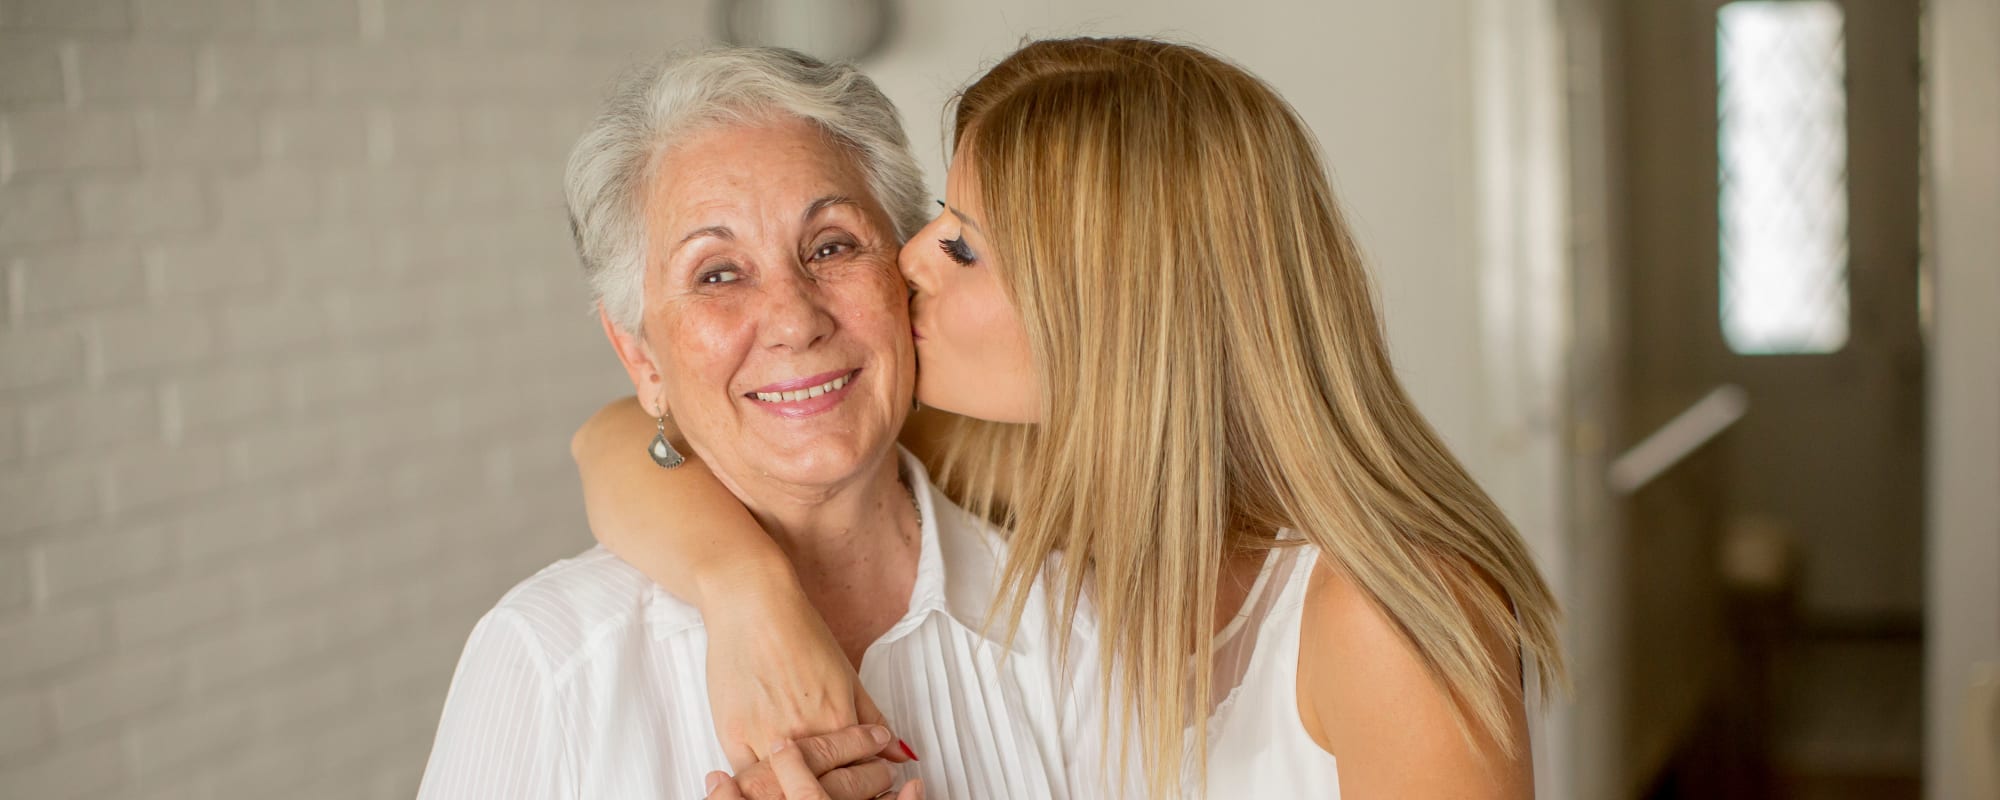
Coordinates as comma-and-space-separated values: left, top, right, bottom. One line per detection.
675, 195, 859, 250
803, 195, 857, 223
678, 225, 733, 246
943, 202, 982, 234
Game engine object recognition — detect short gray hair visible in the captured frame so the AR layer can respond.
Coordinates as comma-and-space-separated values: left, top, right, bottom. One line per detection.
565, 47, 930, 333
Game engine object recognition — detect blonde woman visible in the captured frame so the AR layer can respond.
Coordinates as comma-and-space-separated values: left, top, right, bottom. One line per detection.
576, 38, 1565, 798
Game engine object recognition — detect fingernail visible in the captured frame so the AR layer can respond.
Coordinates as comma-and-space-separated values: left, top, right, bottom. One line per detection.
898, 739, 919, 761
704, 772, 724, 793
769, 739, 790, 755
868, 725, 893, 746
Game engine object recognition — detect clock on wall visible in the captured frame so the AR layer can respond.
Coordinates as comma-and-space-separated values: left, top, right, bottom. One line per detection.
717, 0, 897, 63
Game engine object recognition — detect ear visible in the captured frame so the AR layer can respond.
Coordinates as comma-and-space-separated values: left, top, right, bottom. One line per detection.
598, 304, 664, 416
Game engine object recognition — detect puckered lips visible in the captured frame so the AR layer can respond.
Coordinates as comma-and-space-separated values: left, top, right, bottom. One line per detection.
743, 368, 861, 419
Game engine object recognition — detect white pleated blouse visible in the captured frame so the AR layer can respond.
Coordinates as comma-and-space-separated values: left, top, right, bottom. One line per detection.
415, 449, 1095, 800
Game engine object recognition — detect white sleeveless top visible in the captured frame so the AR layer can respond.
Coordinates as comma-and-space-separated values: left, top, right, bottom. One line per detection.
1196, 538, 1543, 798
1197, 539, 1342, 798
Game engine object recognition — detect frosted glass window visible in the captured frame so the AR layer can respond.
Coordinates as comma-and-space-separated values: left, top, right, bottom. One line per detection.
1716, 0, 1850, 354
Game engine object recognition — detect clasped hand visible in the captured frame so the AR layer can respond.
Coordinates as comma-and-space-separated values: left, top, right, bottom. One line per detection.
701, 725, 924, 800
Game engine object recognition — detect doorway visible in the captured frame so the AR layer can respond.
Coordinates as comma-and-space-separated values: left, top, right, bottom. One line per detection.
1611, 0, 1926, 797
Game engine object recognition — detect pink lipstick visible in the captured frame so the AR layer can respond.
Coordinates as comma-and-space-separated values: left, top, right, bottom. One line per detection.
744, 368, 860, 419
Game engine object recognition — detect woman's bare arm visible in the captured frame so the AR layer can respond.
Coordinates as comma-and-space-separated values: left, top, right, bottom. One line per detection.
570, 397, 909, 769
1294, 560, 1534, 798
571, 396, 795, 604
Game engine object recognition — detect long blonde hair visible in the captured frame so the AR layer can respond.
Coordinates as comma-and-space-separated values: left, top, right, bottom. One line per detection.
930, 37, 1566, 796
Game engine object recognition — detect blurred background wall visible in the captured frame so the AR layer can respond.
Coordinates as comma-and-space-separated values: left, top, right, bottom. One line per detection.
1, 2, 656, 797
1, 1, 1993, 799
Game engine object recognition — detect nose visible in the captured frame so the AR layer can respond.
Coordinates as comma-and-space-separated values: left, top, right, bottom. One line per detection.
761, 268, 836, 352
898, 226, 934, 297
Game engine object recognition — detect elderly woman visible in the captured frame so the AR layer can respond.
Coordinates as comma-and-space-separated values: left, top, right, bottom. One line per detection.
415, 48, 1082, 800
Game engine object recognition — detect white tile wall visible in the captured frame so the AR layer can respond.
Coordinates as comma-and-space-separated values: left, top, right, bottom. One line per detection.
0, 1, 696, 796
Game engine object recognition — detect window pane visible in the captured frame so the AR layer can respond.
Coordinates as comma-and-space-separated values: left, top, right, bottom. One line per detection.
1717, 0, 1850, 355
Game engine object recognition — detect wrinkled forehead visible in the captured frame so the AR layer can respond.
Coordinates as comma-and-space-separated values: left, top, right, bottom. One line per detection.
643, 115, 879, 236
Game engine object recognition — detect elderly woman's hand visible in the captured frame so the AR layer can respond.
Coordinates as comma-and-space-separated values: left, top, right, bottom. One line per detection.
702, 728, 923, 800
705, 581, 914, 769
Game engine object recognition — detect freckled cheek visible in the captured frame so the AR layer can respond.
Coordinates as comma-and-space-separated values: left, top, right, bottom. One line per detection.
833, 311, 911, 385
866, 268, 910, 317
830, 270, 911, 333
660, 313, 756, 398
865, 258, 911, 306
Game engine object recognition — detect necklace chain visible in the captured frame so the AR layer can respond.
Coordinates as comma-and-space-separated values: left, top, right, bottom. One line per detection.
900, 471, 922, 539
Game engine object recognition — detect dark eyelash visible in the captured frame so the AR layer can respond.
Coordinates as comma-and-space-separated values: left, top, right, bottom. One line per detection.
938, 236, 975, 266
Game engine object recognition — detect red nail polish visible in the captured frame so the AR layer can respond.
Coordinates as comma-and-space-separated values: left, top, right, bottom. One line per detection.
899, 739, 919, 761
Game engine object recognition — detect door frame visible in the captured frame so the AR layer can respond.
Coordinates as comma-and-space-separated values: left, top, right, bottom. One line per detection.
1469, 0, 1598, 796
1923, 0, 2000, 798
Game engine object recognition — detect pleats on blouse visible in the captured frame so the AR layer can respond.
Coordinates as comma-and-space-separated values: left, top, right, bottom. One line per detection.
416, 449, 1086, 799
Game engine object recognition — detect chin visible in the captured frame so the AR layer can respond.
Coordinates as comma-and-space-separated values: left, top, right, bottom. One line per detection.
913, 378, 964, 417
754, 434, 889, 487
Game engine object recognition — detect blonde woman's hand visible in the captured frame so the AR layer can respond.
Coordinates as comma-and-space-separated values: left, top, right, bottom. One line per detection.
703, 584, 915, 770
566, 397, 912, 770
701, 729, 924, 800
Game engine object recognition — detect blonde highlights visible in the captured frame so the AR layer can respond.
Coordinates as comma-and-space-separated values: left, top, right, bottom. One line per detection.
933, 38, 1566, 796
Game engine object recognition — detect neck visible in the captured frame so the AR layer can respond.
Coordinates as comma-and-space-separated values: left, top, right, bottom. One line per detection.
1211, 531, 1281, 635
1211, 552, 1264, 634
741, 455, 912, 565
728, 453, 920, 663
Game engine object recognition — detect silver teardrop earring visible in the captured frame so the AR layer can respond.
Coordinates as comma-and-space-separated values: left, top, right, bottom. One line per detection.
648, 405, 685, 469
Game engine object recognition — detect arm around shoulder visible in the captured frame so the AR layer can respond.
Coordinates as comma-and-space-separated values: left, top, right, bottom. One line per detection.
571, 395, 797, 606
569, 395, 897, 769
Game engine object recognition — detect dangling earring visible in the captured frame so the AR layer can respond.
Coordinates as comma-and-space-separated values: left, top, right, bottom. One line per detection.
648, 405, 684, 469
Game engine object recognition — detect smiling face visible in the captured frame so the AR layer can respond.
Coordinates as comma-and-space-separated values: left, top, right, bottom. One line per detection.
604, 115, 915, 493
899, 145, 1042, 423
